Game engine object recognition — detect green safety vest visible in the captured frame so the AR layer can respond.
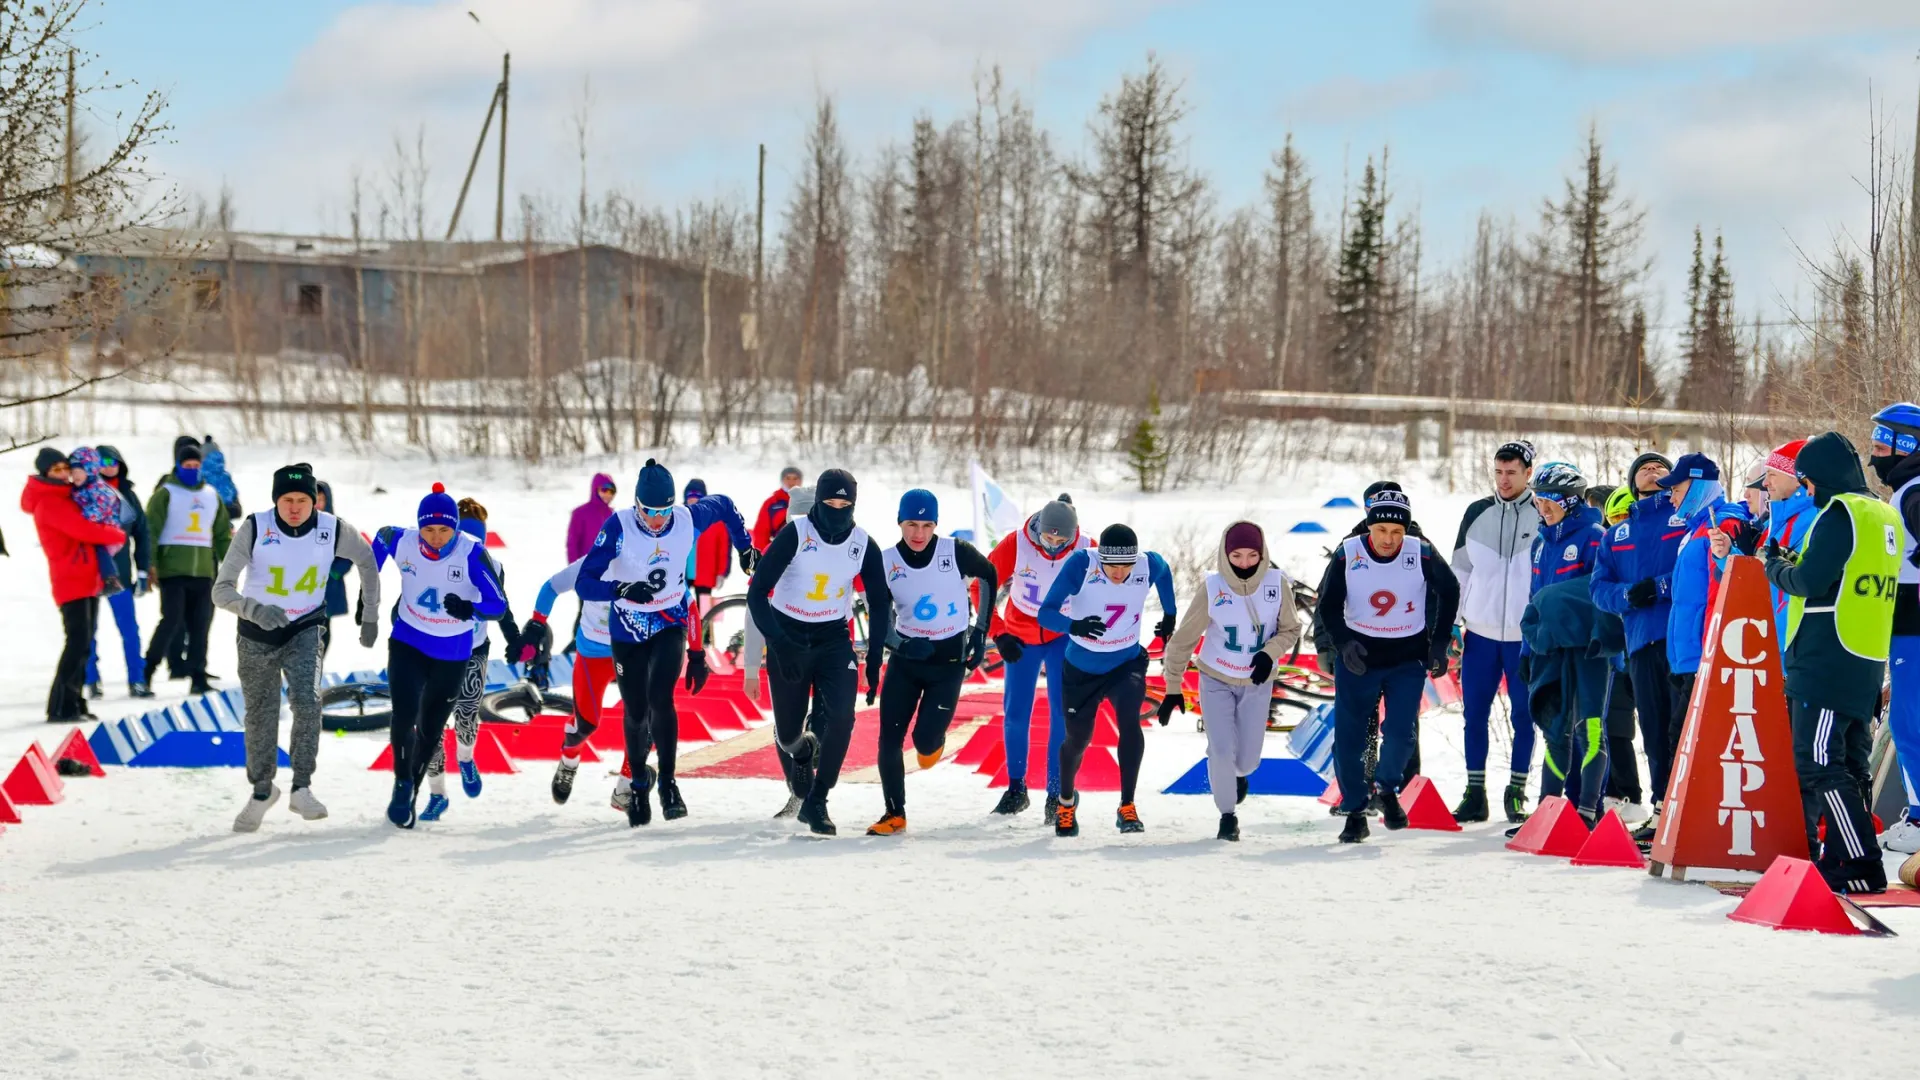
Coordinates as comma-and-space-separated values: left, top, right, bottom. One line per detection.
1786, 492, 1905, 662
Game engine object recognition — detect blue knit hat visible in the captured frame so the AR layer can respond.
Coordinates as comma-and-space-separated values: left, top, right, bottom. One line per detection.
898, 488, 938, 524
417, 483, 459, 529
637, 458, 675, 509
683, 477, 708, 501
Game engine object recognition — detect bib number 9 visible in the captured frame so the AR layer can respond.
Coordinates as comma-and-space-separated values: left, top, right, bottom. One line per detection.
1369, 590, 1399, 618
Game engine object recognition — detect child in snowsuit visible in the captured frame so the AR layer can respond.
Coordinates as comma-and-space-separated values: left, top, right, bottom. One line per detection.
67, 447, 126, 596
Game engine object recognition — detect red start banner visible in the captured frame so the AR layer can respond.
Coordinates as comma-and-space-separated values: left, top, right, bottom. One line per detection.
1649, 556, 1809, 877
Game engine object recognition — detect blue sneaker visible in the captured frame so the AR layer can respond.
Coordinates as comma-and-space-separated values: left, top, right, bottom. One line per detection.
420, 793, 450, 821
386, 778, 416, 829
459, 759, 482, 798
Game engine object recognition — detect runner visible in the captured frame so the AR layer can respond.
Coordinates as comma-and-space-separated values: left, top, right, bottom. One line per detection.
372, 484, 507, 829
213, 464, 380, 832
1035, 523, 1176, 837
978, 494, 1092, 822
519, 553, 623, 808
419, 499, 522, 821
576, 459, 754, 826
1160, 521, 1300, 841
745, 468, 893, 835
684, 478, 733, 614
866, 489, 996, 836
1316, 490, 1460, 843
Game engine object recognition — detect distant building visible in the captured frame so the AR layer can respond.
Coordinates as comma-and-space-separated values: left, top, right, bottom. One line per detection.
61, 229, 751, 379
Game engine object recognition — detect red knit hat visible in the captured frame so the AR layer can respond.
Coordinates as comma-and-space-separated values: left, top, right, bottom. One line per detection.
1766, 438, 1807, 475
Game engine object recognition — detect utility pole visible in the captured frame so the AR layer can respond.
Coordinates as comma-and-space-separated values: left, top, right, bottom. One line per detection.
495, 52, 509, 242
754, 143, 765, 328
62, 48, 74, 219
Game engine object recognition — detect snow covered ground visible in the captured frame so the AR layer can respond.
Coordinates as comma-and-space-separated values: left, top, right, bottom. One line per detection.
1, 414, 1913, 1079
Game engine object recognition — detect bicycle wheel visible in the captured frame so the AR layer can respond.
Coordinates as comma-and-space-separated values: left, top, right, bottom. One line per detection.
320, 682, 393, 732
480, 682, 576, 724
1273, 664, 1335, 701
702, 595, 752, 668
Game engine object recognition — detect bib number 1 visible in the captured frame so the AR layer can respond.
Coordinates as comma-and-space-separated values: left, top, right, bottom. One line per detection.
803, 574, 844, 603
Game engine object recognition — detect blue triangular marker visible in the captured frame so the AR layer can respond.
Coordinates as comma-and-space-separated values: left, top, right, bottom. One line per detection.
1161, 756, 1329, 797
127, 731, 292, 768
1323, 496, 1358, 508
1287, 521, 1329, 534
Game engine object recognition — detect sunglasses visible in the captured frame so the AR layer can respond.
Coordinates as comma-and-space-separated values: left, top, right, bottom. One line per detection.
640, 504, 674, 517
1872, 424, 1918, 455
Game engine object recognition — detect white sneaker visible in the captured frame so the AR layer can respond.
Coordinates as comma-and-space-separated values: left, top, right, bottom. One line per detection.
1879, 818, 1920, 854
288, 787, 329, 821
1605, 797, 1652, 827
233, 785, 282, 833
611, 777, 632, 813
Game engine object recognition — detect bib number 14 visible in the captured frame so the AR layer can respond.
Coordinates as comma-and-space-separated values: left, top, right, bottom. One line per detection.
265, 565, 321, 597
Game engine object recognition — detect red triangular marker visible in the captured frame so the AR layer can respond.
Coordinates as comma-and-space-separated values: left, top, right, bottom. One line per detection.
1318, 780, 1343, 807
52, 727, 105, 777
3, 743, 64, 806
973, 741, 1006, 778
1571, 809, 1647, 868
1506, 796, 1588, 857
954, 717, 1003, 767
1396, 776, 1462, 832
1728, 856, 1860, 935
0, 784, 19, 824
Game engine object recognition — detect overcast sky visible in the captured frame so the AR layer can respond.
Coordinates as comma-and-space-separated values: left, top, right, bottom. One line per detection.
81, 0, 1920, 350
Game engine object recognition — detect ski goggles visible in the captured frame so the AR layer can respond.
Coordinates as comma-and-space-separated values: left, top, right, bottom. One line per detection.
1872, 424, 1918, 455
639, 503, 675, 518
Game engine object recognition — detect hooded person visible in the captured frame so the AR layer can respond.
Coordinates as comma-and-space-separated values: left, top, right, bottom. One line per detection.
577, 459, 755, 826
683, 477, 735, 604
566, 472, 618, 564
1161, 521, 1302, 840
1314, 489, 1461, 843
975, 492, 1095, 822
199, 434, 242, 518
1766, 431, 1903, 893
1036, 522, 1178, 837
1868, 404, 1920, 853
370, 483, 509, 828
22, 445, 126, 722
144, 436, 232, 693
214, 463, 381, 832
85, 444, 154, 699
418, 499, 523, 821
863, 488, 999, 836
65, 446, 126, 598
745, 467, 894, 835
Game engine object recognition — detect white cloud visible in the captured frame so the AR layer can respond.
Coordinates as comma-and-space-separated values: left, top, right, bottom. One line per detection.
163, 0, 1166, 233
1427, 0, 1920, 62
1282, 69, 1473, 125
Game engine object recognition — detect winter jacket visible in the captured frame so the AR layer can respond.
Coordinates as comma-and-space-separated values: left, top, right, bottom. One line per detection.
146, 468, 233, 580
692, 514, 733, 590
1451, 491, 1539, 642
21, 475, 125, 605
1667, 484, 1749, 675
1163, 520, 1303, 685
1766, 432, 1893, 717
978, 513, 1095, 646
1036, 549, 1178, 675
1316, 535, 1462, 672
316, 481, 353, 618
1590, 494, 1687, 656
67, 448, 123, 541
1882, 451, 1920, 638
565, 473, 616, 565
1521, 577, 1612, 750
1529, 503, 1605, 602
98, 445, 151, 584
200, 437, 242, 518
1760, 488, 1817, 629
752, 486, 795, 553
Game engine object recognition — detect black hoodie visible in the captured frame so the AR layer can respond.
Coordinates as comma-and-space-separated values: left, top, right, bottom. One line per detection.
1765, 432, 1886, 716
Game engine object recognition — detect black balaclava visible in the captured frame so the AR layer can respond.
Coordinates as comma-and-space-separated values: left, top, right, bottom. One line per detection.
810, 468, 858, 544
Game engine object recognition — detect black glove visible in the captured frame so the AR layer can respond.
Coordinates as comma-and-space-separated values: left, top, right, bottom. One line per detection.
618, 578, 659, 605
893, 635, 935, 661
518, 619, 552, 665
1316, 651, 1336, 676
1068, 615, 1107, 640
1338, 640, 1368, 676
1517, 653, 1532, 684
993, 633, 1024, 665
1765, 539, 1782, 562
865, 650, 883, 706
1626, 578, 1658, 609
684, 649, 709, 694
441, 594, 475, 620
1247, 652, 1274, 685
965, 626, 987, 671
1427, 650, 1449, 679
1156, 694, 1183, 726
739, 547, 759, 574
499, 618, 524, 662
1153, 613, 1175, 641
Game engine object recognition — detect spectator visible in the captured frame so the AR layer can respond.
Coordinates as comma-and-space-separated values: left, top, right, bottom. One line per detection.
145, 439, 232, 694
685, 478, 733, 608
316, 480, 355, 659
1449, 440, 1540, 824
1596, 484, 1645, 824
1660, 453, 1747, 717
199, 434, 243, 518
1520, 462, 1610, 824
21, 447, 125, 722
751, 465, 805, 553
565, 472, 617, 564
82, 447, 157, 699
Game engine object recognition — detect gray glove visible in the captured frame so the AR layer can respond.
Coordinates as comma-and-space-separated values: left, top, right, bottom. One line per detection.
359, 619, 378, 648
247, 601, 289, 631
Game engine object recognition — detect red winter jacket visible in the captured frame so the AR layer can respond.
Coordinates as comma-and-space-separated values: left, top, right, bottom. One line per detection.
751, 487, 792, 553
693, 518, 733, 589
21, 475, 127, 605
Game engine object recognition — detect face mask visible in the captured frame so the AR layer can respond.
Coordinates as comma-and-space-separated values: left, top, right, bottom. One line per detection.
1870, 454, 1903, 484
176, 466, 201, 487
811, 501, 855, 540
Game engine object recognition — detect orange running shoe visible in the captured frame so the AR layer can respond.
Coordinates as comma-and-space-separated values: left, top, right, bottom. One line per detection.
915, 744, 945, 770
866, 813, 908, 836
1054, 799, 1079, 837
1116, 803, 1144, 834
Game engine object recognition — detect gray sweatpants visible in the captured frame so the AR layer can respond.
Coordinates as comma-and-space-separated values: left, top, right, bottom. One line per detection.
1198, 671, 1268, 815
236, 625, 324, 794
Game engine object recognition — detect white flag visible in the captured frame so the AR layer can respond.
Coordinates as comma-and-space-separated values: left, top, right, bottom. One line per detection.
971, 462, 1024, 542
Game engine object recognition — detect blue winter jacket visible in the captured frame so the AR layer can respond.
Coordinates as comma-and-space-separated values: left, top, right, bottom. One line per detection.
1529, 503, 1605, 601
1590, 494, 1688, 656
1759, 488, 1816, 629
1667, 487, 1750, 675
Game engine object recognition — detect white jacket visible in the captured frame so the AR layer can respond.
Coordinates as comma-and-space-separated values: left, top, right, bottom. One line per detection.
1450, 492, 1538, 642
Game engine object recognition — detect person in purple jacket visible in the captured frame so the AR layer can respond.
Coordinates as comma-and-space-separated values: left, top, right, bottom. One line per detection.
371, 484, 507, 829
566, 472, 617, 564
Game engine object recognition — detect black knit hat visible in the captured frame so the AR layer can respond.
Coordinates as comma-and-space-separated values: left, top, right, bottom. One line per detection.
273, 463, 318, 502
34, 446, 66, 477
173, 436, 203, 466
1097, 523, 1139, 563
815, 468, 857, 504
1365, 489, 1412, 527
